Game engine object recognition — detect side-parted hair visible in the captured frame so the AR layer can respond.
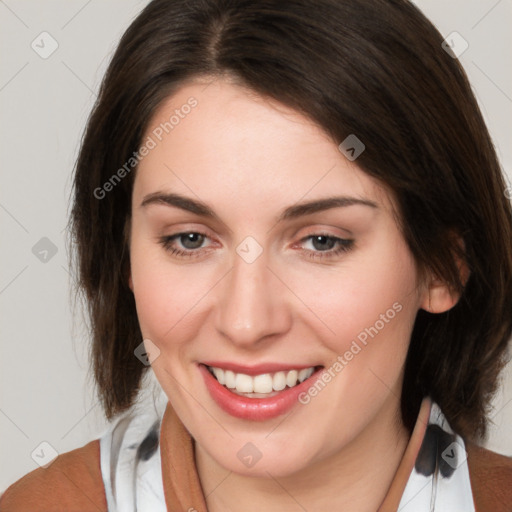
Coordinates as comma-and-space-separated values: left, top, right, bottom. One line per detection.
70, 0, 512, 440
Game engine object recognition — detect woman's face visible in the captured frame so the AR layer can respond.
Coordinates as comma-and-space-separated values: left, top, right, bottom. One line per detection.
129, 78, 428, 477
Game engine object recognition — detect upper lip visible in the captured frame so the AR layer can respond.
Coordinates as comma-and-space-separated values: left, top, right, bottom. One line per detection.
201, 361, 322, 376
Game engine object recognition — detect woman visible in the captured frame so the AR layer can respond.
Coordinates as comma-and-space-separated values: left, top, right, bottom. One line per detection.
2, 0, 511, 510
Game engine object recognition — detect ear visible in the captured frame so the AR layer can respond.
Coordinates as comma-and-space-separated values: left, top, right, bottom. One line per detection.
420, 275, 460, 313
420, 236, 470, 314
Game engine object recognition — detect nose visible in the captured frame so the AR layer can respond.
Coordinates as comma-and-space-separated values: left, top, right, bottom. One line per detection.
214, 250, 292, 348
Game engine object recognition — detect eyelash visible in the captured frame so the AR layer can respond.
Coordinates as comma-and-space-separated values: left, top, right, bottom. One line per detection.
158, 232, 354, 260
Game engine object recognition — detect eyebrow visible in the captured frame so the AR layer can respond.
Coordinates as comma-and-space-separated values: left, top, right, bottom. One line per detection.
140, 192, 378, 222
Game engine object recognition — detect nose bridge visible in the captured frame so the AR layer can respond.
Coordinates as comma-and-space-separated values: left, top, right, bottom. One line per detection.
215, 247, 289, 346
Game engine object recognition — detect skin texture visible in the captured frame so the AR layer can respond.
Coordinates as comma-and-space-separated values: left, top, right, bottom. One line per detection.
128, 78, 458, 511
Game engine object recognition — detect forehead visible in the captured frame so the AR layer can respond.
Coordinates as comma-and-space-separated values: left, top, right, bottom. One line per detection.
134, 79, 392, 213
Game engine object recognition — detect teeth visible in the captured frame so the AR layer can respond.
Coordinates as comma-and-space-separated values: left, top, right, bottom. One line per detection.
208, 366, 316, 394
298, 367, 314, 382
225, 370, 236, 389
286, 370, 298, 388
272, 371, 287, 391
235, 373, 254, 393
254, 374, 273, 393
212, 367, 225, 385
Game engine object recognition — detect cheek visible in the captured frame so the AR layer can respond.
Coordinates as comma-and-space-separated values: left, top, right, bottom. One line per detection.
290, 237, 420, 356
129, 242, 209, 346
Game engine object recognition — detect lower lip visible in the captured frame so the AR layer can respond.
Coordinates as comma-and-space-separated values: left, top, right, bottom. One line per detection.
199, 364, 322, 421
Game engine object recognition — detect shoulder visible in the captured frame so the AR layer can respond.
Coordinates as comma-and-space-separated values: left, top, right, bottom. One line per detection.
0, 439, 107, 512
466, 441, 512, 512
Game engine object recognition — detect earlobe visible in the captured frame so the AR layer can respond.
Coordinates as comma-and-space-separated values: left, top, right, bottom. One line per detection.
421, 278, 460, 314
421, 235, 470, 314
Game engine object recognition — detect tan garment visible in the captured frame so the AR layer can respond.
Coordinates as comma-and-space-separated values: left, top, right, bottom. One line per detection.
0, 439, 107, 511
2, 402, 512, 511
467, 441, 512, 512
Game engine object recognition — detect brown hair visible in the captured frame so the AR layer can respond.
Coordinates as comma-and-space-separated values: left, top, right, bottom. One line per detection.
70, 0, 512, 440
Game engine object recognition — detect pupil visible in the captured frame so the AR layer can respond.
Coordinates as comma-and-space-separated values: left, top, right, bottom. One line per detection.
182, 233, 204, 249
312, 235, 334, 251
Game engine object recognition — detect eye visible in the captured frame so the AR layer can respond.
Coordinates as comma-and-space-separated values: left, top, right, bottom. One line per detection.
159, 232, 211, 258
175, 232, 206, 249
299, 234, 354, 259
158, 232, 354, 260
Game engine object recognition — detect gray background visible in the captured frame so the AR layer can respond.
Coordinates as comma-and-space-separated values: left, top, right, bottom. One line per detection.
1, 0, 511, 491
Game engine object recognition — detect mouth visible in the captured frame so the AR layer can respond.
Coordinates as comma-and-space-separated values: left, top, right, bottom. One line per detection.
206, 365, 319, 397
199, 363, 324, 420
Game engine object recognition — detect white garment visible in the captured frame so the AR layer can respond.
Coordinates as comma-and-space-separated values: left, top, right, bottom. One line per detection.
397, 403, 475, 511
99, 394, 475, 511
100, 388, 168, 512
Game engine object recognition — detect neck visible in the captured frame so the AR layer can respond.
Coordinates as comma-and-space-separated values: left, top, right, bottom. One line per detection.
195, 394, 410, 512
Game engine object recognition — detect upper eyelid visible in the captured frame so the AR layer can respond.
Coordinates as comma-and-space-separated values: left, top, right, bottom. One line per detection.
294, 233, 353, 250
162, 221, 353, 239
166, 231, 215, 247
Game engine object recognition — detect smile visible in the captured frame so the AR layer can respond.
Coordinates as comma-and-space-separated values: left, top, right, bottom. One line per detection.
199, 363, 323, 420
207, 365, 315, 396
